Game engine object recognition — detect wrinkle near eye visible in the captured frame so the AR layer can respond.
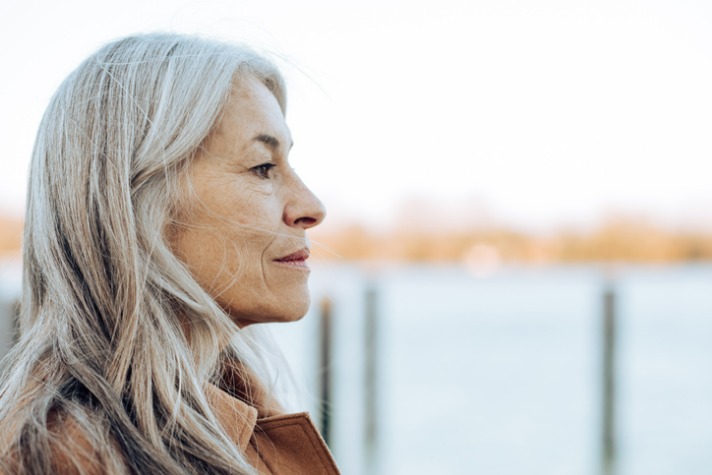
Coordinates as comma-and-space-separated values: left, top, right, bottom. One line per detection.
244, 181, 274, 195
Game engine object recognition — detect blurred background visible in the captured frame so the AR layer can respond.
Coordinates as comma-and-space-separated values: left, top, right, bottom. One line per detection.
1, 0, 711, 473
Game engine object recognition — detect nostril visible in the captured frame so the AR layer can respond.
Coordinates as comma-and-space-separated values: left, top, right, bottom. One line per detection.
295, 217, 317, 227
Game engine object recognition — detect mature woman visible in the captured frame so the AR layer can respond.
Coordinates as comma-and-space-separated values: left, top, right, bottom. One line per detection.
0, 33, 338, 474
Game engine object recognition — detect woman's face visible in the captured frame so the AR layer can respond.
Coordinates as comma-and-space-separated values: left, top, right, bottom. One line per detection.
170, 75, 325, 326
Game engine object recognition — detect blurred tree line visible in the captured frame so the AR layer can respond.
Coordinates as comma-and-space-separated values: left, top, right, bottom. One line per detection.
0, 217, 22, 258
312, 217, 712, 263
3, 214, 712, 263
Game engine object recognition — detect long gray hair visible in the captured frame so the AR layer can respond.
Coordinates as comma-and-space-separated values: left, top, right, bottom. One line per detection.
0, 33, 287, 474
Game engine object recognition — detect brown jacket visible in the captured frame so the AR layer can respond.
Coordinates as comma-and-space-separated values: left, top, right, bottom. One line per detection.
205, 384, 340, 474
1, 385, 339, 475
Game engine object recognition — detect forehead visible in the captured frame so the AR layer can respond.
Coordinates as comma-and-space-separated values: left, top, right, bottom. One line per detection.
209, 75, 291, 151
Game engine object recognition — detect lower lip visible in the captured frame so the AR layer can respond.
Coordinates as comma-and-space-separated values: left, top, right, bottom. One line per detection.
273, 259, 311, 271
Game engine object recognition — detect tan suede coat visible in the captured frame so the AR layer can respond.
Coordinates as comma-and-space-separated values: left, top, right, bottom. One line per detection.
1, 384, 339, 474
205, 384, 340, 474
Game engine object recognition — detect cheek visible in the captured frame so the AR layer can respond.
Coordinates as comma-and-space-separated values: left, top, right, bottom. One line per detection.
169, 199, 277, 290
169, 224, 226, 284
202, 181, 280, 234
168, 171, 289, 303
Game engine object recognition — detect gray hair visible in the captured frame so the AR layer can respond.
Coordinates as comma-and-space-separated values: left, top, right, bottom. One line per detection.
0, 33, 287, 474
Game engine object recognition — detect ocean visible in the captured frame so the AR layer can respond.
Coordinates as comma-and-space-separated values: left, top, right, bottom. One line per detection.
272, 263, 712, 475
2, 260, 711, 474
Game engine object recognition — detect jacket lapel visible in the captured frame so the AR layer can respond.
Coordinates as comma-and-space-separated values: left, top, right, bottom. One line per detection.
204, 384, 257, 452
205, 384, 340, 474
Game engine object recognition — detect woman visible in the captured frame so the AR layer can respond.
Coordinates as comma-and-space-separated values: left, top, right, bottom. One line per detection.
0, 33, 338, 474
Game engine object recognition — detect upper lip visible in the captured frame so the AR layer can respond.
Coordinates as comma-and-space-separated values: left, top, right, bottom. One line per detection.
274, 248, 310, 262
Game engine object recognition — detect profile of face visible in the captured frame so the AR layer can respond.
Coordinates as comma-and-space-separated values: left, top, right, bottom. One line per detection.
170, 75, 325, 326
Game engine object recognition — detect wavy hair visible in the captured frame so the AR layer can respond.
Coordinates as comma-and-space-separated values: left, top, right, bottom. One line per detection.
0, 33, 288, 474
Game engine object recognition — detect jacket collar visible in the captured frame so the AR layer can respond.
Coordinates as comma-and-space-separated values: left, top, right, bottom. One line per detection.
204, 384, 258, 451
217, 360, 283, 419
204, 360, 285, 450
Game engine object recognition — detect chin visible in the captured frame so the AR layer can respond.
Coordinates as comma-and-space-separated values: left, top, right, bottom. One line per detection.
271, 297, 312, 323
230, 298, 311, 327
235, 312, 307, 327
274, 310, 309, 324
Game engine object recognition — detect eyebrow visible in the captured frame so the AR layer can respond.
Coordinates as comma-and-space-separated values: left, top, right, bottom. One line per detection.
253, 134, 293, 151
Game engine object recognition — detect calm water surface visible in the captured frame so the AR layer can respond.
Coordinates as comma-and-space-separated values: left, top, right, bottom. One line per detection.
284, 264, 712, 475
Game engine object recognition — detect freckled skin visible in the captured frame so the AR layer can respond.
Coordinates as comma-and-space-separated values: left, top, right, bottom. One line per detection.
170, 76, 325, 326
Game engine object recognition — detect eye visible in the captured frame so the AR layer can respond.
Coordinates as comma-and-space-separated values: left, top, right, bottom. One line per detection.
250, 162, 276, 179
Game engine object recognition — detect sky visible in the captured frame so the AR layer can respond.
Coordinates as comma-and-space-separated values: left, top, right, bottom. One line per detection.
1, 0, 712, 233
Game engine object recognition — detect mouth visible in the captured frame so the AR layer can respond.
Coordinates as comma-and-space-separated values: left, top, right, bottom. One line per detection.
273, 248, 311, 270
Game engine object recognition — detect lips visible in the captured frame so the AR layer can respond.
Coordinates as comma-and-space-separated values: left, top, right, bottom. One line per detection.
274, 248, 311, 268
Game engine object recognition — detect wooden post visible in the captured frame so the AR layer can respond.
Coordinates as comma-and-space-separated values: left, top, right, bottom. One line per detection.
318, 297, 333, 447
364, 283, 379, 474
0, 298, 19, 359
601, 284, 617, 475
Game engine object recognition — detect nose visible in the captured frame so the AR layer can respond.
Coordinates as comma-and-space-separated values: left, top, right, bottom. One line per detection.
283, 175, 326, 230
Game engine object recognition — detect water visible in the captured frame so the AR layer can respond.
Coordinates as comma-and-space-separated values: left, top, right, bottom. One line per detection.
378, 266, 600, 475
279, 263, 712, 475
2, 261, 711, 474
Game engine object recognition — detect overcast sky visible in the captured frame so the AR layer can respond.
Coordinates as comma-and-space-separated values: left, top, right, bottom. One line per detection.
1, 0, 711, 232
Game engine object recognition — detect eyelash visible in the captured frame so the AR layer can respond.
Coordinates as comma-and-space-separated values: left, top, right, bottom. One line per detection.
250, 163, 276, 179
